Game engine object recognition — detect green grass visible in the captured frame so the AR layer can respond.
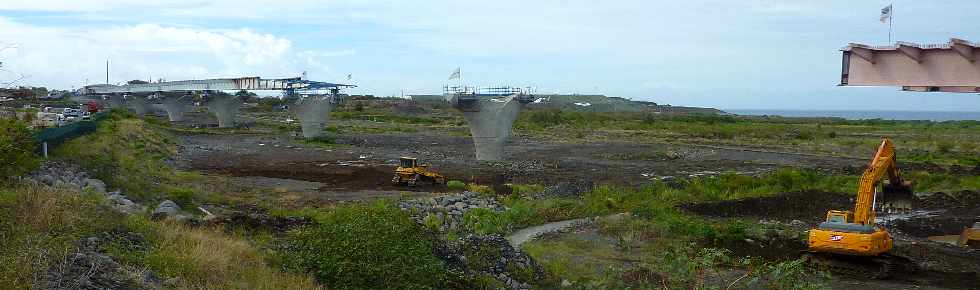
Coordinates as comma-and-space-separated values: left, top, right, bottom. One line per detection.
112, 216, 320, 289
279, 200, 451, 289
50, 110, 221, 206
0, 184, 119, 289
514, 109, 980, 166
0, 183, 319, 289
0, 118, 40, 181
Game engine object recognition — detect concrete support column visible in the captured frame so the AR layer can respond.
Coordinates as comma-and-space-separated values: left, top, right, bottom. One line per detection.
206, 94, 242, 128
292, 95, 335, 138
126, 95, 153, 116
458, 96, 524, 161
105, 95, 125, 109
161, 95, 192, 122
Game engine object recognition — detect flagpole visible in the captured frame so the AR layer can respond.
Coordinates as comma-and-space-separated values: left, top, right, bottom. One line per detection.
888, 8, 893, 43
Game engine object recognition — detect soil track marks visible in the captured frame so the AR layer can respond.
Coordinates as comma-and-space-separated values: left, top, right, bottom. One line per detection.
678, 190, 853, 224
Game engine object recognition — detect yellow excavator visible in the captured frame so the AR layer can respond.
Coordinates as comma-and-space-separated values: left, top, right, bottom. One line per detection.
805, 137, 916, 277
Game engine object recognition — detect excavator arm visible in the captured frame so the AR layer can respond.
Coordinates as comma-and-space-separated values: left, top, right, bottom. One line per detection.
852, 138, 913, 225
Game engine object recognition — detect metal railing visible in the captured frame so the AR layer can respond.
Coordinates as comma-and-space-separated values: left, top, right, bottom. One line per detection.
444, 85, 534, 96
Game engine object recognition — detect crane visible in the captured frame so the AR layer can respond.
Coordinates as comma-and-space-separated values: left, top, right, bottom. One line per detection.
805, 137, 915, 277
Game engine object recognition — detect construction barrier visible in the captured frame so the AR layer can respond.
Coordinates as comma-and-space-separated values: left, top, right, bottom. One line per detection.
33, 112, 109, 154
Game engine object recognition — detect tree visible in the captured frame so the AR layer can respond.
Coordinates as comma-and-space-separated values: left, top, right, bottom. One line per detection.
0, 118, 39, 181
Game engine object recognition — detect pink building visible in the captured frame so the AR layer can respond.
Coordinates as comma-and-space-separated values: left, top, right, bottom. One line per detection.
841, 38, 980, 93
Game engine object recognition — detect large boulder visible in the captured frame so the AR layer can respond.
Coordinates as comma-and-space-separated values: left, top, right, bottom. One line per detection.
83, 178, 107, 193
107, 191, 143, 215
152, 200, 181, 220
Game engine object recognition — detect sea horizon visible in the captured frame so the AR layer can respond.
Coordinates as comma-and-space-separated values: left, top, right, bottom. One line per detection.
725, 109, 980, 121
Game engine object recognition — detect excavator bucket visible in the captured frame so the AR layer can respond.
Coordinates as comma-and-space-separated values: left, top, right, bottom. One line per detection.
879, 181, 914, 213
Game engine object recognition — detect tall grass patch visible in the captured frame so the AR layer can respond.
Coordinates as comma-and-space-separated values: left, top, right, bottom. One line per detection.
0, 184, 119, 288
280, 201, 450, 289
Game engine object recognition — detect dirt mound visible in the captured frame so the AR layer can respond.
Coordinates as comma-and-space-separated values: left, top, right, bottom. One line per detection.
889, 190, 980, 238
914, 190, 980, 210
678, 190, 853, 224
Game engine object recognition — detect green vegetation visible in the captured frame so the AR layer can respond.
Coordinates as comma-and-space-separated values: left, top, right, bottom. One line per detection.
52, 110, 208, 204
112, 217, 320, 289
524, 214, 829, 289
515, 109, 980, 166
0, 118, 40, 181
279, 201, 450, 289
0, 185, 118, 288
0, 183, 319, 289
446, 180, 466, 190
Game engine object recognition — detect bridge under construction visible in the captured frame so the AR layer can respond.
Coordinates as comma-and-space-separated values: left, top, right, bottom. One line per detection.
80, 76, 355, 135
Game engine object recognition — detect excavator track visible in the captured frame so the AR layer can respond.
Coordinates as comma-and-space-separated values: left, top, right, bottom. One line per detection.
802, 251, 916, 279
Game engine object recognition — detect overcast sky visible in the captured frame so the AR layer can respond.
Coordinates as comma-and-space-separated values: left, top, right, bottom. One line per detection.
0, 1, 978, 111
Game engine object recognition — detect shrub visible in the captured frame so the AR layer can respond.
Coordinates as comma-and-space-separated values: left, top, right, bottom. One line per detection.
281, 201, 448, 289
446, 180, 466, 190
0, 118, 40, 181
466, 183, 495, 196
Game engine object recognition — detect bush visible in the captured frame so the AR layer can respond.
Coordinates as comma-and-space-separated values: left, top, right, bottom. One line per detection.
281, 201, 448, 289
446, 180, 466, 190
0, 118, 40, 181
466, 183, 495, 196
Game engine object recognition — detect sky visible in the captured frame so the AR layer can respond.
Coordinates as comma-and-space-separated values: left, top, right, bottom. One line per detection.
0, 0, 978, 111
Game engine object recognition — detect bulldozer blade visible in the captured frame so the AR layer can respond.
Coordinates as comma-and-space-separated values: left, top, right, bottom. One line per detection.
879, 183, 915, 213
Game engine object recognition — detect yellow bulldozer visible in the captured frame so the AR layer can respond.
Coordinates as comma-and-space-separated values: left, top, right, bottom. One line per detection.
957, 223, 980, 248
392, 157, 446, 186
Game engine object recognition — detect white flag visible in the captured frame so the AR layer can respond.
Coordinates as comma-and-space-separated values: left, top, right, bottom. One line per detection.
880, 4, 892, 23
448, 67, 461, 80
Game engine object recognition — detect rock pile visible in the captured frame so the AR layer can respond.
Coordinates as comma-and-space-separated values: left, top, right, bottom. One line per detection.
28, 162, 104, 193
398, 191, 505, 231
42, 231, 162, 290
26, 162, 145, 216
399, 193, 551, 289
435, 234, 545, 290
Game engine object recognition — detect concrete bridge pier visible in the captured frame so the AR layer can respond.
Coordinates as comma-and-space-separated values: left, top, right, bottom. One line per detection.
161, 94, 192, 122
105, 94, 126, 109
457, 96, 525, 161
205, 94, 242, 128
291, 95, 336, 138
126, 95, 153, 116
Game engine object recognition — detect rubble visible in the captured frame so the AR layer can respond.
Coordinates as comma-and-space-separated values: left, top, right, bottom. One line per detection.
42, 231, 161, 290
435, 234, 547, 290
398, 191, 505, 231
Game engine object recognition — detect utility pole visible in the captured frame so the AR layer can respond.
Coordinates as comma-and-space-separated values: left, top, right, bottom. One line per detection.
105, 60, 109, 84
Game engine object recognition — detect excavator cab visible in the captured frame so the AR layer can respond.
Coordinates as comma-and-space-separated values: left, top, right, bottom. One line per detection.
826, 210, 851, 223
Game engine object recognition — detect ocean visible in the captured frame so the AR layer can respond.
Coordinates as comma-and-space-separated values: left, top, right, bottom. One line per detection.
726, 110, 980, 122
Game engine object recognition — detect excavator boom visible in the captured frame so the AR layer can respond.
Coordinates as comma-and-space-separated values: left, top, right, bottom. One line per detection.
852, 138, 913, 224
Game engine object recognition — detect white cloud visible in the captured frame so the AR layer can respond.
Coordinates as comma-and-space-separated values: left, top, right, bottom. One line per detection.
0, 18, 325, 88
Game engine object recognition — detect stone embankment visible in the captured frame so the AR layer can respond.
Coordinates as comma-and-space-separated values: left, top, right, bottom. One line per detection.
398, 191, 505, 231
24, 162, 167, 289
399, 192, 544, 290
